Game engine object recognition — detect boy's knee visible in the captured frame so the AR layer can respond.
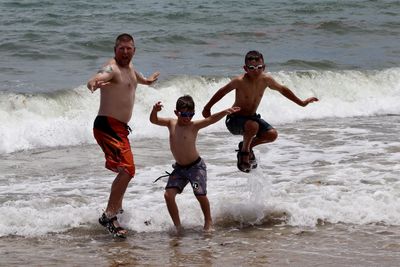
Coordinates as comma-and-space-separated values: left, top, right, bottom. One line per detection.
164, 190, 176, 201
195, 194, 209, 203
267, 129, 278, 141
244, 120, 259, 134
259, 128, 278, 142
164, 191, 170, 200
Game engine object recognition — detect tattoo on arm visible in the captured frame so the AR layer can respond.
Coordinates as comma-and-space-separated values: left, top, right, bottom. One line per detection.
97, 65, 113, 74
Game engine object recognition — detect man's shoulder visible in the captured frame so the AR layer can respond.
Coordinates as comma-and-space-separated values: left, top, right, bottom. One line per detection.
103, 58, 120, 69
102, 58, 116, 66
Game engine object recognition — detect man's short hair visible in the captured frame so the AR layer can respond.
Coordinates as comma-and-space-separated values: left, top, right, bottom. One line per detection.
115, 33, 134, 47
176, 95, 195, 111
245, 50, 264, 64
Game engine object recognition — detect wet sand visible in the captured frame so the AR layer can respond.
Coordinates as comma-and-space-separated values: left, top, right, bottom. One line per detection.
2, 223, 400, 266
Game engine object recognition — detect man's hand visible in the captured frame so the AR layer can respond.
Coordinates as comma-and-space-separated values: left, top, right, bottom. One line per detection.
147, 72, 160, 84
89, 80, 110, 93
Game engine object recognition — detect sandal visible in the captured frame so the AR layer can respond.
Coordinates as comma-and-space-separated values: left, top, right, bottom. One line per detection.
237, 151, 251, 173
99, 213, 127, 238
237, 142, 258, 169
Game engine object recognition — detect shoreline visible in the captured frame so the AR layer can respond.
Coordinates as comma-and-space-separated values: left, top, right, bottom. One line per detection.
2, 224, 400, 266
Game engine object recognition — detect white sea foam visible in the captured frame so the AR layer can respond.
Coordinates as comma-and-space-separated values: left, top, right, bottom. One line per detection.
1, 111, 400, 237
0, 68, 399, 155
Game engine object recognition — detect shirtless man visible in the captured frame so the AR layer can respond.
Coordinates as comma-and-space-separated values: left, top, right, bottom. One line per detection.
150, 95, 240, 232
202, 50, 318, 173
87, 33, 159, 237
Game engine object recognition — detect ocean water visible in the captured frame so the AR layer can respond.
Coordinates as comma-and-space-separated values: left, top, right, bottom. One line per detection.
1, 0, 400, 266
1, 0, 399, 92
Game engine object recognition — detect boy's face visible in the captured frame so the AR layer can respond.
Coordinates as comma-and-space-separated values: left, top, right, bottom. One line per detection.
175, 108, 195, 125
244, 59, 265, 76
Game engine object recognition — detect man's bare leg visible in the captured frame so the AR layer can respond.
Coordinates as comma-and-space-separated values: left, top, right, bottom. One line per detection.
104, 170, 133, 234
106, 170, 132, 214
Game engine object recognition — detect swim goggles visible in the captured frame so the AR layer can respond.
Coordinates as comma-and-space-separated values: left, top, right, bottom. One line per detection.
178, 111, 195, 118
246, 64, 265, 70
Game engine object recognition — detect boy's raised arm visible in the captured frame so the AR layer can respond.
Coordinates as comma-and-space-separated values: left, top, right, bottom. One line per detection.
196, 106, 240, 129
202, 80, 236, 118
150, 101, 170, 126
267, 76, 318, 107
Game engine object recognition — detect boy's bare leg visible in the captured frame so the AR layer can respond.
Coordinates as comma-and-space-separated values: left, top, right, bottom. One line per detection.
164, 188, 182, 231
242, 120, 259, 165
195, 195, 213, 231
250, 128, 278, 148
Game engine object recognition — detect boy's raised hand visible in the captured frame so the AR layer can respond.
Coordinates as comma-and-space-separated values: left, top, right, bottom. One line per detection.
153, 101, 163, 112
202, 107, 211, 118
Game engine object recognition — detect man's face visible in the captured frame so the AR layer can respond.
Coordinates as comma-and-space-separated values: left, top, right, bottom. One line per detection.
114, 40, 135, 67
244, 59, 265, 76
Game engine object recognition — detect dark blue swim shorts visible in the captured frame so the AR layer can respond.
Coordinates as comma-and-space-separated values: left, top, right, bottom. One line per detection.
225, 113, 273, 137
166, 157, 207, 196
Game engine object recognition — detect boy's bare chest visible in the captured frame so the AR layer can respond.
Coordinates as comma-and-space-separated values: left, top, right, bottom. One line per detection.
171, 126, 196, 143
238, 85, 265, 101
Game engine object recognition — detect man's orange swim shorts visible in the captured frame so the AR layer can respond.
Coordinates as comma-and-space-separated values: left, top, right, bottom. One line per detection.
93, 115, 135, 176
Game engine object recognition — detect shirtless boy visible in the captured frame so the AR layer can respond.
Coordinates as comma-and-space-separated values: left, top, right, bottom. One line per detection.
87, 33, 160, 237
202, 50, 318, 173
150, 95, 240, 232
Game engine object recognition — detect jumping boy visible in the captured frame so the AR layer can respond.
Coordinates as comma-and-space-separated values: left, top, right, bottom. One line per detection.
150, 95, 240, 232
202, 50, 318, 173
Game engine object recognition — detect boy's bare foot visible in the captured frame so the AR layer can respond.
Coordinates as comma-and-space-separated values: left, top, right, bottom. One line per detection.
238, 141, 257, 168
203, 221, 214, 233
237, 151, 251, 172
175, 225, 184, 235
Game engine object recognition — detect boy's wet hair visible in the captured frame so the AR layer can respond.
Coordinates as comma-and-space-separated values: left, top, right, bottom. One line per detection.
176, 95, 195, 111
245, 50, 264, 64
115, 33, 134, 49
